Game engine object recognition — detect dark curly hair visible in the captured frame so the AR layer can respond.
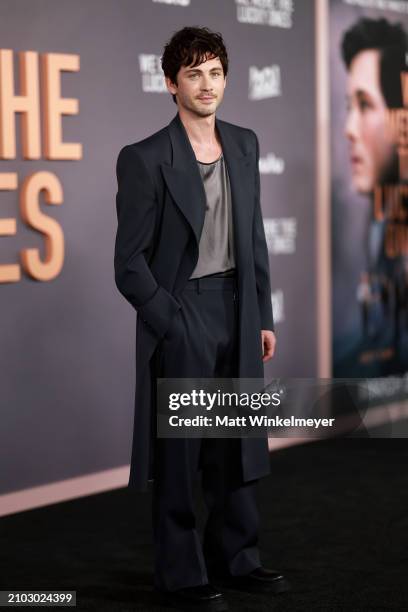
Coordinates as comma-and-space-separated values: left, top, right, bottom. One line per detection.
341, 17, 408, 108
161, 26, 228, 104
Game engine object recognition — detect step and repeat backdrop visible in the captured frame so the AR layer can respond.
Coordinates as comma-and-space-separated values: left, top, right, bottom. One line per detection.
0, 0, 317, 496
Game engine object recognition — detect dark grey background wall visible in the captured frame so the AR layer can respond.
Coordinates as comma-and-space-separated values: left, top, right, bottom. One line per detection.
0, 0, 316, 495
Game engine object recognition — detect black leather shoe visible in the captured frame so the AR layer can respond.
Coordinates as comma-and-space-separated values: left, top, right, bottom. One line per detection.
211, 567, 291, 594
154, 583, 228, 611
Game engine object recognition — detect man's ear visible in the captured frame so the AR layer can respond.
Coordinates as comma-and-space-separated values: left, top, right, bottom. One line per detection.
165, 76, 177, 96
223, 76, 227, 89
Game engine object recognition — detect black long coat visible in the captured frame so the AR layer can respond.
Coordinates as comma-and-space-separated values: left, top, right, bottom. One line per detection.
114, 112, 275, 491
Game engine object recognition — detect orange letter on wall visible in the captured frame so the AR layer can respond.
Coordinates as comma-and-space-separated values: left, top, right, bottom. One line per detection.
0, 50, 41, 159
20, 171, 64, 281
0, 172, 20, 283
41, 53, 82, 160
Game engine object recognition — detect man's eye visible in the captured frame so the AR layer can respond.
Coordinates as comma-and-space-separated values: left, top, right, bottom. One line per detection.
189, 74, 199, 79
358, 98, 371, 111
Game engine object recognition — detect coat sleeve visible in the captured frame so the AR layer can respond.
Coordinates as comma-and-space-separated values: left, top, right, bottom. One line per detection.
251, 131, 275, 332
114, 144, 181, 339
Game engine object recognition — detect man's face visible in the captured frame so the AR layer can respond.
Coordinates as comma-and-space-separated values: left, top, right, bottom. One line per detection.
345, 49, 397, 193
165, 54, 226, 117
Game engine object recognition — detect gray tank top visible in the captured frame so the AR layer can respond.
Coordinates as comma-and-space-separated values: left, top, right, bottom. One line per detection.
189, 154, 236, 279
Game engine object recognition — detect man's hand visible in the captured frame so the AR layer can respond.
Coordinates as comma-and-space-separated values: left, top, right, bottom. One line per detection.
261, 330, 276, 362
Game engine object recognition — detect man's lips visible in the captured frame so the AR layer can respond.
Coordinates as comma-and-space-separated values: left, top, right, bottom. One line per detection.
350, 154, 363, 165
197, 96, 215, 102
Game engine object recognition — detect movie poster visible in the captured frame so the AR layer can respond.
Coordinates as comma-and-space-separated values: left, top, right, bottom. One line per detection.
330, 0, 408, 378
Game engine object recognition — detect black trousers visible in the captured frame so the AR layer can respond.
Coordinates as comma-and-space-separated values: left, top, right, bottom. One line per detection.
152, 274, 261, 591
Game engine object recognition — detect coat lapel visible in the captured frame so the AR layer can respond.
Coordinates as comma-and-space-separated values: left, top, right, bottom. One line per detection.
161, 112, 253, 255
160, 114, 207, 246
215, 116, 253, 266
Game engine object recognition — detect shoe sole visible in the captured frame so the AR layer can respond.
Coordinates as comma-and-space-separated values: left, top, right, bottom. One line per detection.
154, 591, 229, 611
213, 576, 291, 595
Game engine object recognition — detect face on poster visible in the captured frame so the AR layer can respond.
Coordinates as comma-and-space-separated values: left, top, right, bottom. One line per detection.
330, 0, 408, 378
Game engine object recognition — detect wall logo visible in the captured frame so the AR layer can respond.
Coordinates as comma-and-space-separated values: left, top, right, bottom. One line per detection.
259, 153, 285, 175
0, 49, 81, 284
153, 0, 190, 4
264, 218, 297, 254
271, 289, 285, 323
249, 65, 281, 100
139, 54, 166, 93
236, 0, 294, 29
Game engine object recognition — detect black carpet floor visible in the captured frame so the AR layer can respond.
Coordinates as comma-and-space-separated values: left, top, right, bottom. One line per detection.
1, 439, 408, 611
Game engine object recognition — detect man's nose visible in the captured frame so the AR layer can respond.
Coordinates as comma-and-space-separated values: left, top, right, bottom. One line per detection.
201, 74, 213, 91
345, 107, 359, 141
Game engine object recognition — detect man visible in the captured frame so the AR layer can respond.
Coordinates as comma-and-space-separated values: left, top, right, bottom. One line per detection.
114, 26, 290, 610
